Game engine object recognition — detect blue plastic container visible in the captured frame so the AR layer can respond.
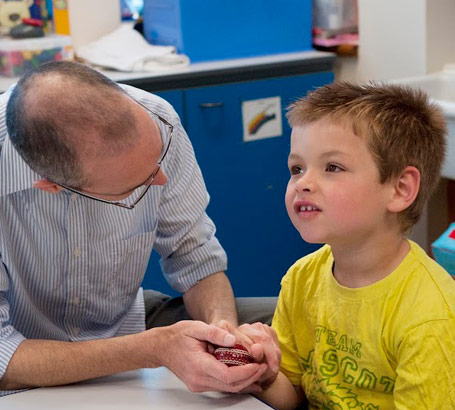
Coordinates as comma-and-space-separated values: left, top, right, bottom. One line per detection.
432, 222, 455, 277
143, 0, 312, 62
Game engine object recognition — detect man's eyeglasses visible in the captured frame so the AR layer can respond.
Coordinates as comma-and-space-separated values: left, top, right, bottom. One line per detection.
57, 99, 174, 210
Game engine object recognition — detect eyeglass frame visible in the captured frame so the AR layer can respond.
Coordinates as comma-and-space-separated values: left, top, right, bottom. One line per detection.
56, 99, 174, 210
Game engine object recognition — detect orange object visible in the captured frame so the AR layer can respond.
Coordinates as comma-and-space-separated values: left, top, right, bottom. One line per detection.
53, 0, 70, 35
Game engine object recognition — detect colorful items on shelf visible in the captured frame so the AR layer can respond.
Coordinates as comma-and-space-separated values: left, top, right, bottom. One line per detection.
0, 34, 72, 76
0, 0, 34, 28
432, 222, 455, 277
52, 0, 69, 35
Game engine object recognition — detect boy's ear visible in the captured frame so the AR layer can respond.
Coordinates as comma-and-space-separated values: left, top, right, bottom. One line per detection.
387, 166, 420, 213
33, 179, 64, 194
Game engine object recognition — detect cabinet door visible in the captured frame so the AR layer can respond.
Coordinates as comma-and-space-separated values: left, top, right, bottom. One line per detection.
155, 89, 184, 120
183, 73, 333, 296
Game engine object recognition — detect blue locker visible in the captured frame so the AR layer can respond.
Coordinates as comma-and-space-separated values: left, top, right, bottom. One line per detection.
155, 89, 184, 120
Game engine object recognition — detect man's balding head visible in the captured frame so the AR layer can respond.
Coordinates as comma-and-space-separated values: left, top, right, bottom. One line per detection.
7, 61, 140, 188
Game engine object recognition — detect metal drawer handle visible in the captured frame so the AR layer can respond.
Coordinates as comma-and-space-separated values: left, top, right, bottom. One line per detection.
199, 102, 224, 108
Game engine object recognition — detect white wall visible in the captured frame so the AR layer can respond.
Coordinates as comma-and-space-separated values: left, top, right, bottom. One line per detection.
68, 0, 121, 49
426, 0, 455, 73
357, 0, 426, 81
356, 0, 455, 82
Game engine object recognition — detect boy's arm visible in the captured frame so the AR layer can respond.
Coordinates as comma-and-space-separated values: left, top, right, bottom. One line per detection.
255, 371, 306, 410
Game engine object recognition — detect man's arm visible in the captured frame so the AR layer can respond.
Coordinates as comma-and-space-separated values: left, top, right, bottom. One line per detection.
183, 271, 238, 325
0, 321, 267, 392
0, 332, 148, 390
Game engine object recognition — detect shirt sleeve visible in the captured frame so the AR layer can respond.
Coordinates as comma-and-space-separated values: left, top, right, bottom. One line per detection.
151, 104, 228, 293
272, 269, 303, 386
394, 318, 455, 409
0, 252, 26, 381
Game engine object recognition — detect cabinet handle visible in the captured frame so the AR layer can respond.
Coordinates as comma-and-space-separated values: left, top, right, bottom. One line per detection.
199, 102, 224, 108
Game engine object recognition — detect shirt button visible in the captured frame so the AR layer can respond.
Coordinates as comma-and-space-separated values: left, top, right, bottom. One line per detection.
73, 247, 82, 257
72, 297, 80, 306
73, 327, 80, 337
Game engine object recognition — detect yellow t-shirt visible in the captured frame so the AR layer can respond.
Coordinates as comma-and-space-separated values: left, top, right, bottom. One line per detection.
272, 240, 455, 410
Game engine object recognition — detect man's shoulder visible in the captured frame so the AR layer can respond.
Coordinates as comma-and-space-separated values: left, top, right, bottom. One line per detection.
119, 84, 177, 121
0, 87, 12, 149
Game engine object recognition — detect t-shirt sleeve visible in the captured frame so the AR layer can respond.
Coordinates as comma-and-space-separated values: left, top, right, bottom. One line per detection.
394, 318, 455, 409
272, 269, 303, 386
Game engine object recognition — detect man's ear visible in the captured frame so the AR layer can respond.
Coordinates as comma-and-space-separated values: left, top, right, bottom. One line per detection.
387, 166, 420, 213
33, 179, 64, 194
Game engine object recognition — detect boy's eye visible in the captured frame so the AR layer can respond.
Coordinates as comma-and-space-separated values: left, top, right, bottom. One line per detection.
326, 164, 343, 172
290, 166, 303, 175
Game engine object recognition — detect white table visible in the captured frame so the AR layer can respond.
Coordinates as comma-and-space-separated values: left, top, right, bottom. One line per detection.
2, 367, 271, 409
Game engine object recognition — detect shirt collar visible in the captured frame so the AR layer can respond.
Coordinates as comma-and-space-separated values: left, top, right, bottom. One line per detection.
0, 132, 42, 197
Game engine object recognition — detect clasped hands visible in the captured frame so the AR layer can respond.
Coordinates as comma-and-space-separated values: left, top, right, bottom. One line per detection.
214, 319, 282, 393
159, 319, 280, 395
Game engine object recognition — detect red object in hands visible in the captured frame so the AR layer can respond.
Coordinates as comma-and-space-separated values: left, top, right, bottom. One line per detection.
214, 344, 253, 366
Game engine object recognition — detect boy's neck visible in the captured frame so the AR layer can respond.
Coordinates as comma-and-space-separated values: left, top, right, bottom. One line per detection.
331, 235, 410, 288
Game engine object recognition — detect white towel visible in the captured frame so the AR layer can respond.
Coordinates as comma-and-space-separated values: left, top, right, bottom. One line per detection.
76, 25, 190, 72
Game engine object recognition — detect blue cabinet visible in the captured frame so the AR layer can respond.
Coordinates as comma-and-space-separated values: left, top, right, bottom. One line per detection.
141, 71, 334, 297
155, 89, 184, 119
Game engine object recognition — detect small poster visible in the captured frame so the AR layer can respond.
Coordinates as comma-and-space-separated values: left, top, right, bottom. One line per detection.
241, 96, 283, 142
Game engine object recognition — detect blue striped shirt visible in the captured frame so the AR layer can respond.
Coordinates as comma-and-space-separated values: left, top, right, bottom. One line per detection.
0, 84, 227, 392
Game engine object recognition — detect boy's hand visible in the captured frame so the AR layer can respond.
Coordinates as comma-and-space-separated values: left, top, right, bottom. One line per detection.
155, 321, 267, 394
215, 320, 281, 389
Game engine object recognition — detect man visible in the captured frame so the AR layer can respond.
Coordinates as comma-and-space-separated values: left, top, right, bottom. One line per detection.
0, 62, 279, 395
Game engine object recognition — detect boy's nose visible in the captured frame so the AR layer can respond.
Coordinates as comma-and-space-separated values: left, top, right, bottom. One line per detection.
295, 172, 314, 192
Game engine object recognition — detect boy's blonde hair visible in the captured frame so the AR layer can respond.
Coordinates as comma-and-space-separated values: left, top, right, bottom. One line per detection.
287, 81, 447, 233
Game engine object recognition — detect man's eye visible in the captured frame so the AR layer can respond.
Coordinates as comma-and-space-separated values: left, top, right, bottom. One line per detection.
290, 166, 303, 175
326, 164, 343, 172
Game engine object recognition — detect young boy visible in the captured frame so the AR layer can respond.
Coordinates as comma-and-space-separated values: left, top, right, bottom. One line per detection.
258, 82, 455, 409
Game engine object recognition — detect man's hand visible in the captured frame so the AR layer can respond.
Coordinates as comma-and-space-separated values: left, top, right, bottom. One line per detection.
216, 320, 281, 389
153, 320, 267, 393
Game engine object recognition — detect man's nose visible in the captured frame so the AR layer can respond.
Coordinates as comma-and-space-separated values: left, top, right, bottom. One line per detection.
150, 168, 168, 186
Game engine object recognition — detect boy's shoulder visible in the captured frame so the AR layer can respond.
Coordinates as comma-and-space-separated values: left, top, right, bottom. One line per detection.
387, 241, 455, 330
407, 240, 453, 278
282, 244, 332, 287
289, 244, 331, 269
